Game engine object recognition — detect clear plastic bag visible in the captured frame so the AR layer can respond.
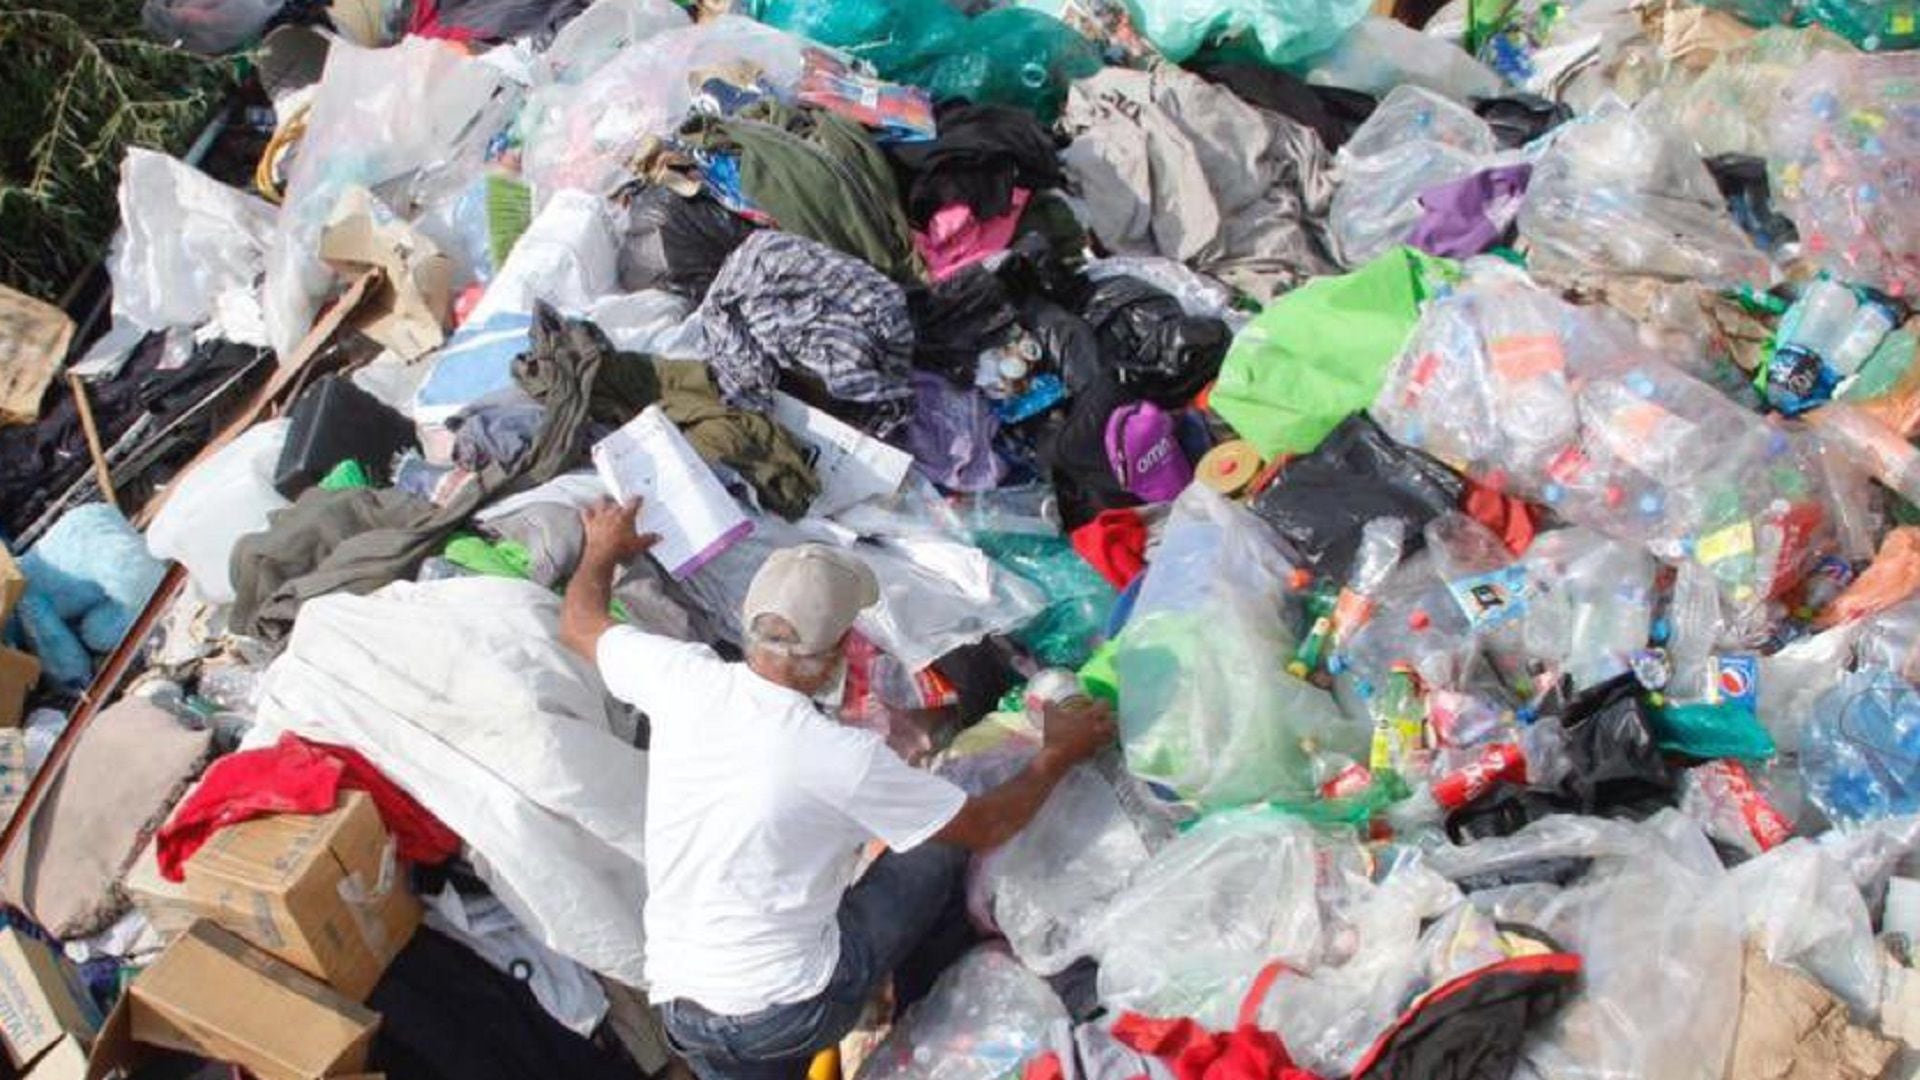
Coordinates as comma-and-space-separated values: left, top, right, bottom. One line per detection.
1436, 812, 1743, 1080
1305, 16, 1502, 102
146, 420, 292, 604
108, 149, 276, 336
1518, 99, 1772, 287
1330, 85, 1498, 268
976, 762, 1176, 975
1086, 808, 1323, 1028
1716, 837, 1886, 1019
518, 15, 809, 201
855, 945, 1069, 1080
1772, 50, 1920, 298
1114, 488, 1363, 808
1857, 597, 1920, 684
1800, 668, 1920, 826
1632, 27, 1848, 159
142, 0, 283, 52
263, 36, 517, 359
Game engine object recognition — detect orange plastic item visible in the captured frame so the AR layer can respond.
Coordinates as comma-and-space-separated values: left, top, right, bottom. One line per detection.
1816, 526, 1920, 628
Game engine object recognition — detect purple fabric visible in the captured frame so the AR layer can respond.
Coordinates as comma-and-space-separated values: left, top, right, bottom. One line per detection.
1104, 401, 1192, 503
1407, 164, 1534, 258
908, 370, 1005, 492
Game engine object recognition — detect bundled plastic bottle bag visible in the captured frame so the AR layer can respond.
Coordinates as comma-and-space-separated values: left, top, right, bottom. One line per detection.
856, 945, 1069, 1080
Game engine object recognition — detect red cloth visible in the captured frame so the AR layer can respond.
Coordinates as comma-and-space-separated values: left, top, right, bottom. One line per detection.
1109, 1015, 1318, 1080
156, 733, 461, 881
1461, 478, 1537, 555
1073, 508, 1149, 591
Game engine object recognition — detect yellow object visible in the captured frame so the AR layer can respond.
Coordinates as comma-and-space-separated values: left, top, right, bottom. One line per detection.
808, 1047, 840, 1080
1196, 440, 1263, 498
254, 104, 310, 205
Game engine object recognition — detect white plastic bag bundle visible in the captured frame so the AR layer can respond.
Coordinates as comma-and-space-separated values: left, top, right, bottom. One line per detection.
145, 419, 291, 604
856, 945, 1069, 1080
1086, 809, 1323, 1028
109, 149, 276, 339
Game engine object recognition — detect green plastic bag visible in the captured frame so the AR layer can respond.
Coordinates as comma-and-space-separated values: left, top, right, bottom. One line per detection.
976, 531, 1117, 669
1652, 700, 1777, 760
752, 0, 1101, 119
1123, 0, 1368, 66
1211, 247, 1451, 459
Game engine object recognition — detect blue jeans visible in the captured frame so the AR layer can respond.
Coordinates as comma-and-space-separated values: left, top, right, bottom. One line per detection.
660, 842, 971, 1080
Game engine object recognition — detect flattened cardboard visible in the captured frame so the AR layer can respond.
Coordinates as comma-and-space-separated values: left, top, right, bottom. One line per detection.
127, 922, 377, 1080
0, 286, 73, 428
0, 651, 37, 729
0, 928, 102, 1068
121, 839, 196, 943
319, 188, 451, 361
22, 1033, 87, 1080
181, 791, 420, 1000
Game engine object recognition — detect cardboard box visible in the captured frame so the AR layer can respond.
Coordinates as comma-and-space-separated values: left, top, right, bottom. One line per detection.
0, 649, 37, 729
181, 791, 420, 1000
0, 928, 102, 1069
22, 1034, 86, 1080
123, 922, 378, 1080
0, 547, 23, 628
120, 839, 197, 943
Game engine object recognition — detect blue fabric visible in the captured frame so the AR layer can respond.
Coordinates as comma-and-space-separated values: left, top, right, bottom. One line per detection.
661, 842, 968, 1080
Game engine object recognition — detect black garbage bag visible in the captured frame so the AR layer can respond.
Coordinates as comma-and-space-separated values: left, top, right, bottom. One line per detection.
1248, 414, 1463, 581
617, 186, 756, 300
1448, 675, 1679, 843
1350, 925, 1582, 1080
1077, 276, 1230, 407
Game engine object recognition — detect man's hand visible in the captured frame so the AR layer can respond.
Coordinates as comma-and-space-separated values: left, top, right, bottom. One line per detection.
580, 498, 661, 567
1039, 698, 1117, 769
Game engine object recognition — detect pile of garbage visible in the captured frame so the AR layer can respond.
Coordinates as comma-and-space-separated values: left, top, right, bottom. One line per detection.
2, 0, 1920, 1076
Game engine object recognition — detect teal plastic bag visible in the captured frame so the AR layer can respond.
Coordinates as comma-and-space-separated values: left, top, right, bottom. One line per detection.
976, 531, 1116, 668
752, 0, 1100, 119
1123, 0, 1369, 66
1211, 246, 1451, 459
1653, 700, 1777, 760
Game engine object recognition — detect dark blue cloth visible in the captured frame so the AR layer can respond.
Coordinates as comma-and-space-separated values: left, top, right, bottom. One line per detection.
660, 841, 970, 1080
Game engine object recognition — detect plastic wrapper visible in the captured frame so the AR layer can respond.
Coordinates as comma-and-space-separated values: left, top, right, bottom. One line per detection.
108, 149, 275, 339
519, 15, 809, 200
1114, 488, 1363, 808
1800, 668, 1920, 825
146, 420, 292, 605
142, 0, 283, 52
263, 37, 517, 359
1329, 86, 1498, 268
1372, 274, 1837, 623
856, 945, 1070, 1080
750, 0, 1099, 120
1772, 52, 1920, 297
974, 762, 1176, 975
1086, 809, 1323, 1027
1118, 0, 1367, 68
1518, 100, 1771, 287
538, 0, 693, 86
1305, 16, 1502, 102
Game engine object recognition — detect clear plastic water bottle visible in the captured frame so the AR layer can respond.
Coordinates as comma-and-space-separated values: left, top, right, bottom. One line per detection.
1800, 668, 1920, 824
1831, 297, 1899, 376
1664, 559, 1723, 701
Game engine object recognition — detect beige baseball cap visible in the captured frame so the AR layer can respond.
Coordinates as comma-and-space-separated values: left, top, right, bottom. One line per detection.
741, 544, 880, 654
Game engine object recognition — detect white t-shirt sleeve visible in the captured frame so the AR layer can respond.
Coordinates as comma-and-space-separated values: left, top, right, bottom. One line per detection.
805, 729, 966, 852
595, 625, 726, 718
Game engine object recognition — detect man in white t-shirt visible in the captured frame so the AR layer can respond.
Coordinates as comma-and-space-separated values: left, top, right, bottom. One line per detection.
560, 499, 1116, 1080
